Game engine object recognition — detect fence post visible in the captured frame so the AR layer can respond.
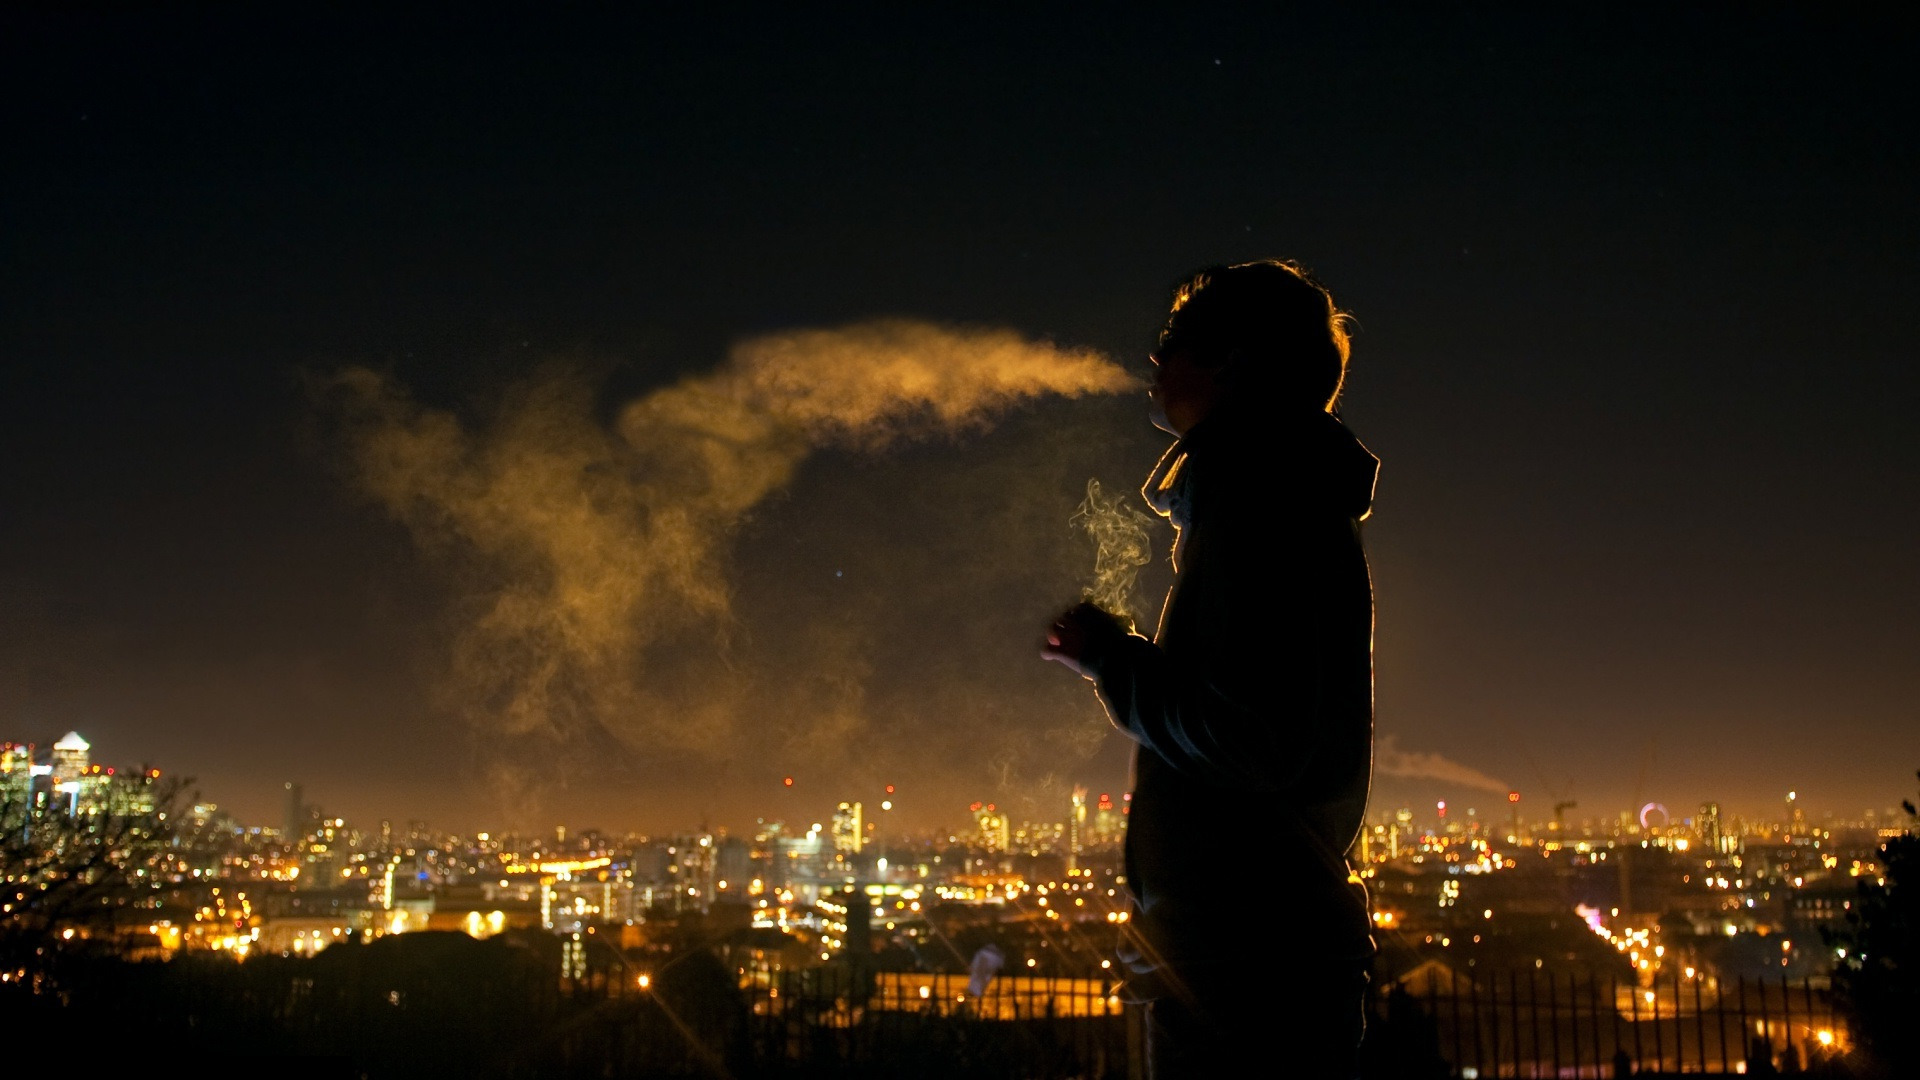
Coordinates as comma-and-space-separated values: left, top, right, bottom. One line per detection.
1565, 972, 1581, 1076
1693, 964, 1707, 1073
1779, 972, 1794, 1071
1470, 965, 1486, 1079
1608, 974, 1622, 1079
1590, 972, 1606, 1078
1510, 969, 1523, 1079
1804, 976, 1819, 1062
1651, 970, 1665, 1075
1732, 974, 1746, 1074
1629, 972, 1644, 1073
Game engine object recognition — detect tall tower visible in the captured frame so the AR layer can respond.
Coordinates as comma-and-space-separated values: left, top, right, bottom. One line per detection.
974, 804, 1010, 853
832, 802, 864, 855
1068, 787, 1088, 874
284, 781, 306, 840
1, 743, 33, 801
50, 732, 90, 785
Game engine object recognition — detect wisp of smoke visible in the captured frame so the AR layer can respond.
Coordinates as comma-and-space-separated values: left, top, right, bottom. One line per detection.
328, 319, 1137, 771
1375, 734, 1508, 793
1070, 478, 1154, 628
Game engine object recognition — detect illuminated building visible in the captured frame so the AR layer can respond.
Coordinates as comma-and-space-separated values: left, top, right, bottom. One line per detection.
971, 803, 1010, 853
1, 742, 46, 838
651, 833, 719, 912
303, 818, 346, 882
1090, 793, 1123, 849
50, 730, 90, 785
1, 742, 34, 809
1067, 787, 1087, 874
1698, 802, 1741, 858
832, 802, 864, 855
773, 824, 826, 892
715, 834, 753, 895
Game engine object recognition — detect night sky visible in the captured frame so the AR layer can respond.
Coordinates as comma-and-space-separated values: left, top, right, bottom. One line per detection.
5, 10, 1917, 835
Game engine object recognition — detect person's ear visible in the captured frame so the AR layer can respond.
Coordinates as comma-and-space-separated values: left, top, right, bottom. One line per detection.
1215, 349, 1246, 387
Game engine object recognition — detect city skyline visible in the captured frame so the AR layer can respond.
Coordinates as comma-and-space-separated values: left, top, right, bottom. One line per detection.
5, 11, 1918, 833
2, 728, 1902, 841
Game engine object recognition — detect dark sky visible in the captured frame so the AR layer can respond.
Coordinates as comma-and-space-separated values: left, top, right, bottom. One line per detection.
5, 9, 1917, 835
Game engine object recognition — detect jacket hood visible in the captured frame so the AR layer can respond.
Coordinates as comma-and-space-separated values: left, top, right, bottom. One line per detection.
1144, 409, 1379, 523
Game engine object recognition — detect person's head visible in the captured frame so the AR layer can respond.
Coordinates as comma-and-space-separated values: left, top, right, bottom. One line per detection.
1148, 259, 1351, 435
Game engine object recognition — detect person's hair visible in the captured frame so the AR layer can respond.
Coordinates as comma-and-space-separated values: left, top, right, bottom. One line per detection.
1158, 259, 1352, 411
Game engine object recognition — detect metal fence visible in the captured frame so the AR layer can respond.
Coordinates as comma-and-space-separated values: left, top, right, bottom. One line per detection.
726, 964, 1844, 1078
737, 968, 1134, 1078
1386, 967, 1844, 1077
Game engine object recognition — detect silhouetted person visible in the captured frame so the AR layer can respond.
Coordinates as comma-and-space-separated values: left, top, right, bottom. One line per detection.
1045, 260, 1377, 1077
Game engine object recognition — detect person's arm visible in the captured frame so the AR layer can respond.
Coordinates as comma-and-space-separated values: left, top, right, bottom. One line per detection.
1045, 522, 1329, 791
1092, 624, 1322, 792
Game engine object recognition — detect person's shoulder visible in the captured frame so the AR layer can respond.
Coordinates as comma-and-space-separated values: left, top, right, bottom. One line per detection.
1189, 413, 1376, 522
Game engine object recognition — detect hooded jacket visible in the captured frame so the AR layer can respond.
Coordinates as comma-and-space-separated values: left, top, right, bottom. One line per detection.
1084, 407, 1378, 986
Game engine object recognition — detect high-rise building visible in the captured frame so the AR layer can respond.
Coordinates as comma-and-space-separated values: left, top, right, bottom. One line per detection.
1, 743, 33, 804
50, 731, 90, 785
283, 781, 305, 840
1698, 801, 1740, 857
715, 834, 753, 893
1091, 793, 1123, 849
973, 803, 1010, 853
1, 743, 37, 833
832, 802, 864, 855
1068, 787, 1088, 873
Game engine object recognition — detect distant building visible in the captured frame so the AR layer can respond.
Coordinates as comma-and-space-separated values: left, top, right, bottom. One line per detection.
973, 804, 1010, 853
832, 802, 864, 855
1698, 802, 1741, 857
50, 731, 90, 785
283, 781, 305, 841
1068, 787, 1087, 873
1, 743, 34, 805
715, 834, 754, 894
1, 743, 38, 833
1090, 793, 1124, 849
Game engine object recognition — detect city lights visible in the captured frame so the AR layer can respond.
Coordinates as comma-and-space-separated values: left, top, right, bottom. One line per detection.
0, 729, 1879, 1077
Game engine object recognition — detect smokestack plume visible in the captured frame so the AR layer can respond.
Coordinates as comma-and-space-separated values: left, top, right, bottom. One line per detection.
1375, 734, 1509, 793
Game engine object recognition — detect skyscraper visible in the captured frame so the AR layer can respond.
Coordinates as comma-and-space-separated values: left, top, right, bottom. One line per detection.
1, 743, 32, 803
283, 781, 305, 840
831, 802, 864, 855
50, 731, 90, 785
1068, 786, 1088, 874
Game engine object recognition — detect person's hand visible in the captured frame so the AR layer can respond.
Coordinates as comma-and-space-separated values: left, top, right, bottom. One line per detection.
1042, 601, 1124, 680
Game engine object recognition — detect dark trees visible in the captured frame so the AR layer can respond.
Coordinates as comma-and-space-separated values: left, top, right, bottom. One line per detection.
1824, 772, 1919, 1079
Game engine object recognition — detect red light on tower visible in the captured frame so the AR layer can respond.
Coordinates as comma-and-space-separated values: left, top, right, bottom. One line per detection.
884, 784, 895, 794
1508, 791, 1520, 803
782, 776, 794, 788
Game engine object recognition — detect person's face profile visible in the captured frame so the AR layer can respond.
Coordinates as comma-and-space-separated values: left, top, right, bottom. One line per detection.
1148, 346, 1215, 436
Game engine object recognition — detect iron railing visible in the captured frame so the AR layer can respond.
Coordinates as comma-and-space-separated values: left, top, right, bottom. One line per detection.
722, 964, 1845, 1077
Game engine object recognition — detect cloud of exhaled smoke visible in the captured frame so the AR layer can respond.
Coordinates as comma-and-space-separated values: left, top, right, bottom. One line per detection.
327, 319, 1137, 769
1071, 477, 1154, 629
1375, 735, 1508, 793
